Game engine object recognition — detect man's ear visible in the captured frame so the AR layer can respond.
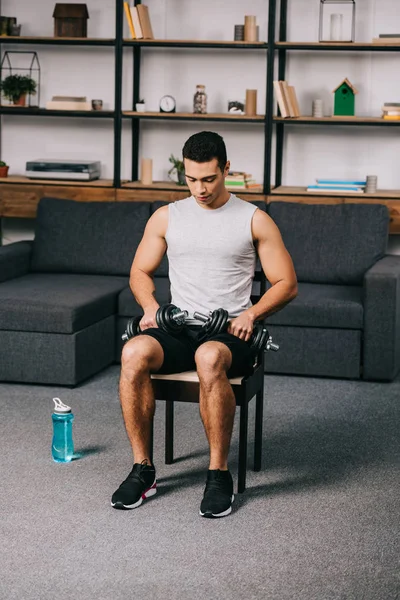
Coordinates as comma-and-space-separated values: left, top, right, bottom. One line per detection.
224, 160, 230, 175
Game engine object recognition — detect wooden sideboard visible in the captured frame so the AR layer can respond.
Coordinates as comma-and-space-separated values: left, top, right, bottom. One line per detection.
1, 178, 399, 234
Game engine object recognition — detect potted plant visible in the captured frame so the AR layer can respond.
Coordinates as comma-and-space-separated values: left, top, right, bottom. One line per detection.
136, 98, 146, 112
168, 154, 186, 185
0, 160, 9, 177
0, 74, 37, 106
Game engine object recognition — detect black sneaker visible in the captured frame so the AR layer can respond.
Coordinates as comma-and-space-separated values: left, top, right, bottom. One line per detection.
111, 460, 156, 510
199, 469, 234, 518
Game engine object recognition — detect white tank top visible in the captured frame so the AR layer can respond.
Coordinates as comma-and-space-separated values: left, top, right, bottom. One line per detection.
165, 194, 257, 324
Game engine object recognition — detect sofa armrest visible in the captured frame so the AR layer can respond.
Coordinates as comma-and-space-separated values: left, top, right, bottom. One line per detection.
363, 255, 400, 381
0, 241, 33, 283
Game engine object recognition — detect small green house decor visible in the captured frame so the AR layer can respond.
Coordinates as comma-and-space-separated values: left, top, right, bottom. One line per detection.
332, 78, 358, 116
53, 4, 89, 38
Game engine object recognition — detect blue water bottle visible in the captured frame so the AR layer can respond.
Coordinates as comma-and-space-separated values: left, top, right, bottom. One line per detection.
52, 398, 74, 463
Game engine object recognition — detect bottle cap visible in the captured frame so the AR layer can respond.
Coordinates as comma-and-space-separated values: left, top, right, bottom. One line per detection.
52, 397, 72, 413
196, 84, 205, 89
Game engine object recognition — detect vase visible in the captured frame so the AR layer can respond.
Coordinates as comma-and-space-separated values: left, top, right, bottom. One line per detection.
177, 170, 186, 185
13, 94, 26, 107
0, 166, 9, 177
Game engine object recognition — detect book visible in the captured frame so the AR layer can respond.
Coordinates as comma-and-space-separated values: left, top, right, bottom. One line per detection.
273, 81, 289, 117
316, 179, 366, 186
130, 6, 143, 39
383, 102, 400, 106
288, 85, 300, 117
281, 81, 296, 117
46, 100, 91, 110
383, 115, 400, 120
123, 1, 136, 39
52, 95, 87, 102
373, 37, 400, 43
379, 34, 400, 38
307, 185, 364, 193
136, 4, 154, 39
382, 110, 400, 116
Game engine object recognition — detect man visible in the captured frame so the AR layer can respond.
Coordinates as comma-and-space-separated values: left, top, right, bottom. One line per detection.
112, 131, 297, 518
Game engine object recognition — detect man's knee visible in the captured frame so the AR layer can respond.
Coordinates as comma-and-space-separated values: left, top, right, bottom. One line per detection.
195, 342, 231, 374
121, 335, 164, 374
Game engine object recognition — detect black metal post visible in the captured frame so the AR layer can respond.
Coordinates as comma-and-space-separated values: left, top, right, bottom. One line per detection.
263, 0, 277, 195
113, 0, 124, 188
275, 0, 288, 188
165, 401, 174, 464
131, 46, 141, 182
238, 402, 249, 493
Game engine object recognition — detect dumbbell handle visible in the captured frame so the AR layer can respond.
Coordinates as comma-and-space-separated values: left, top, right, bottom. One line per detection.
266, 335, 279, 352
193, 311, 211, 323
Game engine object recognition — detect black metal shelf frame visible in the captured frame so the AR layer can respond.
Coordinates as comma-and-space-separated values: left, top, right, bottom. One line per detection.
0, 37, 116, 47
272, 0, 400, 189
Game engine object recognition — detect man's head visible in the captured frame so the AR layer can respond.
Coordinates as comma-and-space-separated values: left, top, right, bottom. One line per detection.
182, 131, 230, 208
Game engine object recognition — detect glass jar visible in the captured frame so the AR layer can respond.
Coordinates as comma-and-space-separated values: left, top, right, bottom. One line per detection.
193, 84, 207, 114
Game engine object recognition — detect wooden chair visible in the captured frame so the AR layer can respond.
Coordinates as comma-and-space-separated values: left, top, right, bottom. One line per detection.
150, 269, 272, 493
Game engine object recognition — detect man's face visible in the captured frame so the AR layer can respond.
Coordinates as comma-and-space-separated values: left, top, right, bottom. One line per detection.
184, 158, 230, 208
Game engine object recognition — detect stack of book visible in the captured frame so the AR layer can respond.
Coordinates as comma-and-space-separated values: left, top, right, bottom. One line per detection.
382, 102, 400, 121
307, 179, 366, 194
372, 33, 400, 43
124, 2, 154, 39
225, 171, 254, 190
45, 96, 91, 111
273, 80, 300, 118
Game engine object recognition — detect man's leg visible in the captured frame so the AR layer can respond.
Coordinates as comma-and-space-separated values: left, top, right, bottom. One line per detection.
119, 335, 164, 463
112, 335, 163, 510
195, 341, 235, 470
195, 341, 236, 518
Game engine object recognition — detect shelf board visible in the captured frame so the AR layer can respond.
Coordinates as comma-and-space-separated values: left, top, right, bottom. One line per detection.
122, 181, 263, 193
271, 186, 400, 199
273, 116, 400, 126
0, 36, 115, 46
0, 106, 115, 118
122, 111, 265, 122
123, 39, 267, 49
275, 41, 400, 51
0, 176, 114, 187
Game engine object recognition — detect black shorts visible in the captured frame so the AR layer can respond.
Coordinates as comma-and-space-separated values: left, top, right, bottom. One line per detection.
140, 326, 255, 378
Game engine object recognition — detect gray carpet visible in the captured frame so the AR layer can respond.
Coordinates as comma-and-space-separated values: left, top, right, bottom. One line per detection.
1, 366, 399, 600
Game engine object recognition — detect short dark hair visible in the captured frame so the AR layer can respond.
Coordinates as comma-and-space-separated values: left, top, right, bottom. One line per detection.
182, 131, 227, 172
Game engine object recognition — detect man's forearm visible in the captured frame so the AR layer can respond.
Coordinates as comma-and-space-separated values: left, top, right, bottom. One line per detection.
130, 269, 159, 311
248, 280, 297, 322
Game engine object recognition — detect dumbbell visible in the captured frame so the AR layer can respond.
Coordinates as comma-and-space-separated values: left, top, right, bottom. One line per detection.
122, 303, 188, 342
193, 308, 279, 354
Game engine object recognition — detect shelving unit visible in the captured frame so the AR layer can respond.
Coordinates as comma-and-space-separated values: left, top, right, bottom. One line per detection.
271, 0, 400, 216
1, 0, 400, 237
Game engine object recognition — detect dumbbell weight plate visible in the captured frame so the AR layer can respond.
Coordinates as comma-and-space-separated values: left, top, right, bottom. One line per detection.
250, 323, 270, 355
205, 308, 229, 337
123, 315, 142, 341
156, 303, 186, 333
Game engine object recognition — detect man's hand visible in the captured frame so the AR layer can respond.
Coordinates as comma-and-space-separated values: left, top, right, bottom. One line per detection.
227, 310, 256, 342
140, 307, 159, 330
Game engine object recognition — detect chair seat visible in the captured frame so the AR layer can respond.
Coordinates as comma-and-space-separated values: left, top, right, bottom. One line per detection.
151, 370, 244, 385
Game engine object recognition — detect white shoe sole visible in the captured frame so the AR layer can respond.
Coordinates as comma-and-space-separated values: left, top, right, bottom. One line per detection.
199, 494, 235, 518
111, 481, 157, 509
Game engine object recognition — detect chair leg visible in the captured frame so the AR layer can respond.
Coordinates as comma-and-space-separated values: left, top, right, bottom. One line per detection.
238, 402, 248, 493
165, 401, 174, 464
254, 389, 263, 472
149, 419, 154, 465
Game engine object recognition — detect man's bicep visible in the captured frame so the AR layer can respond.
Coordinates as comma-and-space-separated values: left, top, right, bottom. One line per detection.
131, 218, 167, 276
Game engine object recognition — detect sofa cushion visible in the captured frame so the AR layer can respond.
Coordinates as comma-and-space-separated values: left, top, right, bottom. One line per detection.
266, 282, 363, 329
31, 198, 151, 276
118, 276, 171, 317
0, 273, 127, 334
268, 202, 389, 284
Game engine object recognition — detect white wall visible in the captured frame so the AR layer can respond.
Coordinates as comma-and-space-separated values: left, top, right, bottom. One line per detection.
1, 0, 400, 253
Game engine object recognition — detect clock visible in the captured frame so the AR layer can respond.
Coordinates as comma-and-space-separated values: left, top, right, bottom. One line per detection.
159, 95, 176, 113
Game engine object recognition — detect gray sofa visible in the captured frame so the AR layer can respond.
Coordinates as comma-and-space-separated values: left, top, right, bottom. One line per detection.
0, 197, 398, 385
